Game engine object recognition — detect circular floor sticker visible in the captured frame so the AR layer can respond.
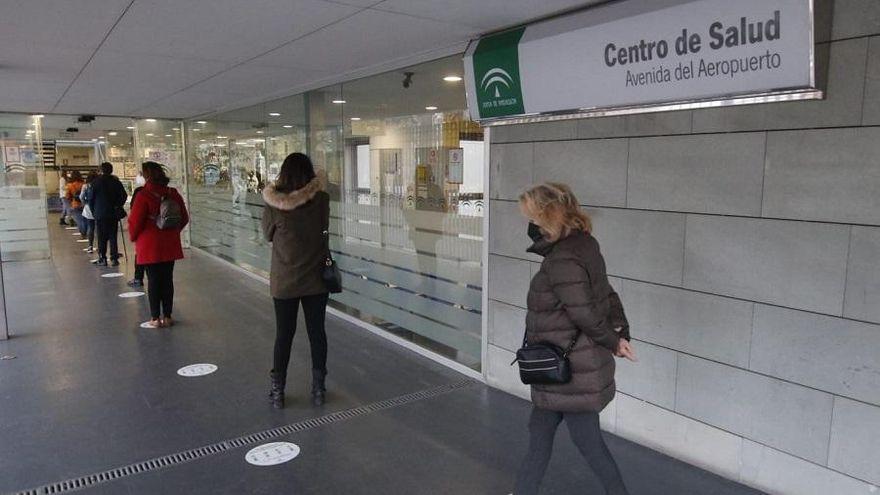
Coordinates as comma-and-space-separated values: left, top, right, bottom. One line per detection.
177, 363, 218, 377
76, 239, 89, 243
245, 442, 300, 466
102, 273, 124, 278
118, 291, 145, 298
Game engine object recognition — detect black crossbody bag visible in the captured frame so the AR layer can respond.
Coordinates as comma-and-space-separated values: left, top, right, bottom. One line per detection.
512, 330, 581, 385
319, 198, 342, 294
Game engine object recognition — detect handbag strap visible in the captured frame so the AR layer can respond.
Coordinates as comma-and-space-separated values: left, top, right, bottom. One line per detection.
320, 195, 331, 262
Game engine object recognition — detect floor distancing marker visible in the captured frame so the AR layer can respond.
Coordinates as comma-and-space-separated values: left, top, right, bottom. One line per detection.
102, 273, 124, 278
76, 239, 89, 243
245, 442, 300, 466
118, 291, 145, 298
177, 363, 218, 377
65, 227, 76, 230
10, 380, 474, 495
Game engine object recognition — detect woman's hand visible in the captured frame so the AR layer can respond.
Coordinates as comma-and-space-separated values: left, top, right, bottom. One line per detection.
615, 339, 637, 362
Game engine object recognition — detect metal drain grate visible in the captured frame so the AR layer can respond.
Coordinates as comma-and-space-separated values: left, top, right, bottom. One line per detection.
11, 379, 474, 495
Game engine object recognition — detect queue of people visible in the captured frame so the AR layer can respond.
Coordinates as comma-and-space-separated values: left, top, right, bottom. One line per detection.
59, 152, 636, 494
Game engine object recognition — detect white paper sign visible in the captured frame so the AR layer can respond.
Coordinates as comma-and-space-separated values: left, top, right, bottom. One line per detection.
118, 291, 145, 298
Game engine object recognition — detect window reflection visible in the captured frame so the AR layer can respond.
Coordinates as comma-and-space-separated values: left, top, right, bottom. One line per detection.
185, 56, 485, 371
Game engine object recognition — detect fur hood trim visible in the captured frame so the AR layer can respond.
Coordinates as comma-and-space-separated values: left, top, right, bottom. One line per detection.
262, 170, 326, 211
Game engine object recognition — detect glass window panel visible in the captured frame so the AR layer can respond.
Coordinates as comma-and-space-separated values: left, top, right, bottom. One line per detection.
183, 56, 484, 371
0, 114, 49, 261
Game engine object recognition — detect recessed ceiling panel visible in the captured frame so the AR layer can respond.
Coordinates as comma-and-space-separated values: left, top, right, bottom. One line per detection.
253, 9, 477, 72
55, 50, 229, 115
101, 0, 360, 63
374, 0, 605, 30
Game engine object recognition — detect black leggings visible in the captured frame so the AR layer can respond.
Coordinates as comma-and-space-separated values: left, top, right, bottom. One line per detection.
145, 261, 175, 319
515, 407, 629, 495
272, 294, 329, 377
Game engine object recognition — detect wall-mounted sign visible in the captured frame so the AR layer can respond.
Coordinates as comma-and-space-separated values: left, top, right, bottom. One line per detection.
464, 0, 819, 123
447, 148, 463, 184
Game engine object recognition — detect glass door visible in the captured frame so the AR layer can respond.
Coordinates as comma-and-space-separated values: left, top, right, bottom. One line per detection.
0, 114, 49, 261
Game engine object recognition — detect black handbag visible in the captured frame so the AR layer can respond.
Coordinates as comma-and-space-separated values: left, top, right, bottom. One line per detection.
319, 199, 342, 294
321, 239, 342, 294
512, 330, 581, 385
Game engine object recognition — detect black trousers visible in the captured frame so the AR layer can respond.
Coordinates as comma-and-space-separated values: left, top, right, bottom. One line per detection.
133, 254, 145, 281
96, 217, 119, 260
145, 261, 175, 319
515, 407, 629, 495
272, 293, 329, 377
86, 219, 96, 248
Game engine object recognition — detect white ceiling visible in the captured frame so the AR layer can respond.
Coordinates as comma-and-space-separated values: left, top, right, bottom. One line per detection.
0, 0, 605, 119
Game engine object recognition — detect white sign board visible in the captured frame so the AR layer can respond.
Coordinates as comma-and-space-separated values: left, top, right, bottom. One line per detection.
447, 148, 464, 184
464, 0, 818, 122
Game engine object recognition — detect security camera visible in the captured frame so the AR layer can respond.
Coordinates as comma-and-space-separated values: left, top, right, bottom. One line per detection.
402, 72, 414, 88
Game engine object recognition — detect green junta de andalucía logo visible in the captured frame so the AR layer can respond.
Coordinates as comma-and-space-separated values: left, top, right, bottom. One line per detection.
472, 27, 525, 118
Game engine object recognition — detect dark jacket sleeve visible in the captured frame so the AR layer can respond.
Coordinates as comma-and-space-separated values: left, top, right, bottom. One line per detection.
261, 207, 275, 242
543, 255, 621, 352
115, 178, 128, 207
607, 290, 631, 341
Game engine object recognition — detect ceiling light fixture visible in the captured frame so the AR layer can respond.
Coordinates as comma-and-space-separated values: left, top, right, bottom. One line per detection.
268, 112, 281, 117
332, 99, 346, 104
146, 133, 154, 137
282, 125, 293, 128
165, 134, 172, 137
196, 120, 207, 124
425, 106, 438, 111
108, 131, 118, 136
350, 117, 361, 121
126, 126, 135, 130
443, 75, 462, 82
199, 139, 206, 142
256, 130, 264, 134
216, 136, 227, 139
145, 118, 157, 122
98, 136, 105, 139
32, 114, 44, 118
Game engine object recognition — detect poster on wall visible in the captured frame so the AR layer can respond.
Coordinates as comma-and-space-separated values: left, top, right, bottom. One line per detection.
20, 149, 38, 164
4, 146, 21, 164
464, 0, 818, 122
447, 148, 464, 184
123, 161, 138, 178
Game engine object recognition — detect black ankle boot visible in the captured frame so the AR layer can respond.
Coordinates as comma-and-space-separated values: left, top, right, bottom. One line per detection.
269, 370, 285, 409
311, 369, 326, 407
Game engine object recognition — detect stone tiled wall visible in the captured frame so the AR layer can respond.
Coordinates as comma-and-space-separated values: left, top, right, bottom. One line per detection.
484, 2, 880, 493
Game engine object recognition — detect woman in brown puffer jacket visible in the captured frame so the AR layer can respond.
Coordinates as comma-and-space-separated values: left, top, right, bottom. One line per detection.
261, 153, 331, 410
514, 182, 636, 495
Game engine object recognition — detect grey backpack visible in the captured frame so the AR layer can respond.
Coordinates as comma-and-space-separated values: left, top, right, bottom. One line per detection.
150, 191, 183, 230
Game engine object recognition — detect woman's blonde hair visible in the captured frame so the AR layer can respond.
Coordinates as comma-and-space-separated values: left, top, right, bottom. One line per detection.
519, 182, 592, 242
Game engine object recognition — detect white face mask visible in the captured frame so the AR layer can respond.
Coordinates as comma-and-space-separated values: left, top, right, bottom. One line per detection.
134, 174, 146, 187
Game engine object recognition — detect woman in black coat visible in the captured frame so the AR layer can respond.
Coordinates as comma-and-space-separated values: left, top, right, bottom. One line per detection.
515, 182, 637, 495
